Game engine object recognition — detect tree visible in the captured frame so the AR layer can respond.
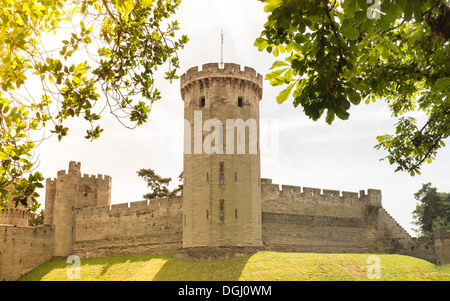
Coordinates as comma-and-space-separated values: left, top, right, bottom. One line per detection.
255, 0, 450, 176
0, 0, 188, 210
28, 209, 44, 226
412, 183, 450, 237
137, 168, 182, 200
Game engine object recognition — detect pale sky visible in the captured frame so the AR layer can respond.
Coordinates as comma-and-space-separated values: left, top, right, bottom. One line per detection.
33, 0, 450, 236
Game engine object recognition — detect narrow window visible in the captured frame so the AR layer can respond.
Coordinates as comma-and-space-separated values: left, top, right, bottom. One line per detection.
235, 172, 237, 182
219, 200, 224, 222
219, 162, 224, 184
200, 97, 205, 107
206, 172, 209, 182
235, 209, 238, 219
238, 97, 243, 107
184, 214, 186, 225
206, 209, 209, 220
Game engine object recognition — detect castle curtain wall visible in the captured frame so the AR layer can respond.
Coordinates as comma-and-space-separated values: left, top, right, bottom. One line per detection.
73, 197, 182, 258
0, 225, 54, 281
260, 178, 436, 261
435, 227, 450, 265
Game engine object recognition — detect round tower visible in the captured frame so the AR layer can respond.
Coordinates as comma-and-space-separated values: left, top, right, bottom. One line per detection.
180, 63, 263, 251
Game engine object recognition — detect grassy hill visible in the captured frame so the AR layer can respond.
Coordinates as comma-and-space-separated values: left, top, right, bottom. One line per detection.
19, 251, 450, 281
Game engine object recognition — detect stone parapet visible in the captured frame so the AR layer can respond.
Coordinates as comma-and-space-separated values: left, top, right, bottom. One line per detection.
180, 63, 263, 101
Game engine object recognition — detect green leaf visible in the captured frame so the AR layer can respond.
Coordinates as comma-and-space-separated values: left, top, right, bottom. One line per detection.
413, 2, 423, 22
403, 0, 414, 21
284, 68, 293, 82
0, 152, 7, 160
276, 82, 295, 104
270, 60, 289, 69
254, 38, 269, 51
340, 19, 359, 40
270, 77, 286, 87
265, 68, 288, 80
434, 77, 450, 92
354, 11, 367, 25
141, 0, 153, 6
286, 41, 302, 52
273, 46, 279, 57
368, 53, 378, 66
264, 0, 282, 13
386, 42, 398, 52
348, 91, 361, 105
342, 27, 359, 40
325, 109, 335, 124
343, 0, 358, 17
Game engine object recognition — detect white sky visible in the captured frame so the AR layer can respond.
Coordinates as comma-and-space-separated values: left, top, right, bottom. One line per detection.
33, 0, 450, 236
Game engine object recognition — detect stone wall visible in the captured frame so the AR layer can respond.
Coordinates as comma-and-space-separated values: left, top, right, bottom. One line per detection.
259, 178, 432, 259
260, 179, 372, 253
73, 197, 183, 258
2, 176, 446, 281
434, 227, 450, 265
0, 224, 54, 281
0, 208, 33, 227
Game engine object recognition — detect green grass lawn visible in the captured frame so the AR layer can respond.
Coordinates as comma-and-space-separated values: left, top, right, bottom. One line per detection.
19, 251, 450, 281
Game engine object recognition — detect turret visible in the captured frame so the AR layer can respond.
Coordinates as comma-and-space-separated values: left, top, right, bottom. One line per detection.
44, 161, 111, 257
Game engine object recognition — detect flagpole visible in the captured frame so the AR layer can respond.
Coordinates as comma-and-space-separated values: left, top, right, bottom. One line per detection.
220, 30, 224, 68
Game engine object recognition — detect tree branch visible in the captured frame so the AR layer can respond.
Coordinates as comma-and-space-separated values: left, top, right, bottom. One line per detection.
322, 0, 343, 63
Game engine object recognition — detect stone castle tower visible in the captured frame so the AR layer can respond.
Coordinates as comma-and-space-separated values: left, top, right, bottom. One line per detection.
2, 62, 450, 281
44, 161, 111, 257
180, 63, 263, 251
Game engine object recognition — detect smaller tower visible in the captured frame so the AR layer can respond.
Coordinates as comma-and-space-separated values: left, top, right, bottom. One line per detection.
45, 161, 111, 257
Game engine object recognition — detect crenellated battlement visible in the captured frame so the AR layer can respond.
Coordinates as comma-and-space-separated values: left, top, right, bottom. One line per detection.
51, 165, 111, 185
0, 208, 33, 218
81, 173, 112, 184
181, 62, 263, 85
76, 196, 182, 218
0, 207, 33, 227
68, 161, 81, 173
180, 62, 263, 101
261, 178, 381, 207
46, 178, 56, 189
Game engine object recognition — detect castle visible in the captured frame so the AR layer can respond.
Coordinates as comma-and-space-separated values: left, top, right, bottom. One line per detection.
1, 63, 449, 281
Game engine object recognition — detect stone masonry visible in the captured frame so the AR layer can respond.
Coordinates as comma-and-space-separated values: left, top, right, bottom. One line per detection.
0, 62, 448, 280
